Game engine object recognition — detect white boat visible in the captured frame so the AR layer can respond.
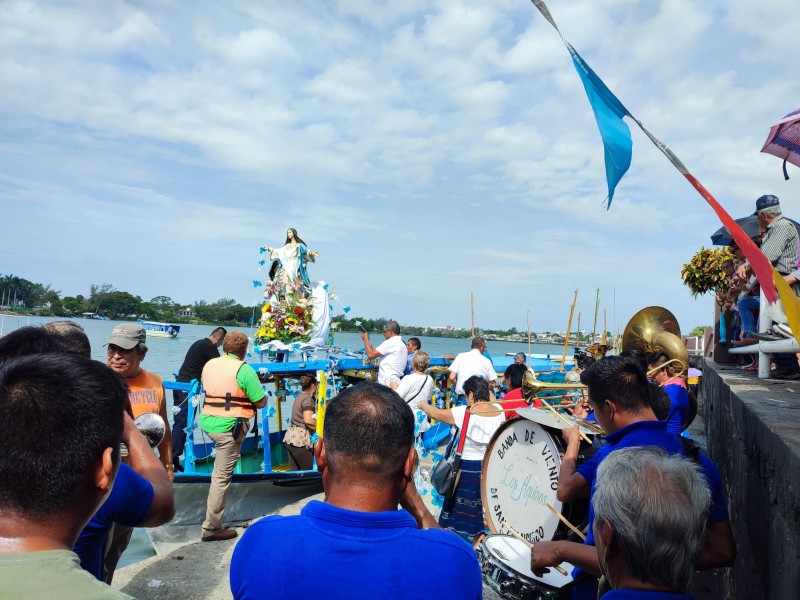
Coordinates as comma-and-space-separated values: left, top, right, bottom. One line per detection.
138, 320, 180, 338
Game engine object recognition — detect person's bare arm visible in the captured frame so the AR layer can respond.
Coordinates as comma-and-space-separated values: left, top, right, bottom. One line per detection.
557, 425, 590, 502
123, 413, 176, 527
157, 387, 173, 482
417, 398, 456, 426
302, 409, 316, 432
531, 540, 601, 577
695, 521, 736, 570
361, 332, 382, 360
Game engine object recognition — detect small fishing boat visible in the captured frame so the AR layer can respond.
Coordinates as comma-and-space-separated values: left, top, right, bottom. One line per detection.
138, 320, 180, 338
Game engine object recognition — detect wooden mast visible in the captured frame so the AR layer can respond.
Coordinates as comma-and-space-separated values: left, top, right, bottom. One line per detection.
576, 311, 582, 347
527, 309, 531, 355
591, 288, 600, 344
560, 289, 578, 371
470, 292, 475, 338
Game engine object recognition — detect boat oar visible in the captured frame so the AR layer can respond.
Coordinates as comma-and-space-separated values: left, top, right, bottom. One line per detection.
545, 503, 586, 541
504, 523, 569, 576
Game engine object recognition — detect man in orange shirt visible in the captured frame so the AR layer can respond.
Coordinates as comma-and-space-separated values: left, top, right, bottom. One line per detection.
106, 323, 172, 474
105, 323, 173, 582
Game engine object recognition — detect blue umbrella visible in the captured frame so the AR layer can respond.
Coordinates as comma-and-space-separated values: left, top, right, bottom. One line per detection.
710, 215, 800, 246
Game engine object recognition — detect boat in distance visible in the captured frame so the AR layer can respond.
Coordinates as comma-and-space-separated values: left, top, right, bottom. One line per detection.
138, 320, 181, 338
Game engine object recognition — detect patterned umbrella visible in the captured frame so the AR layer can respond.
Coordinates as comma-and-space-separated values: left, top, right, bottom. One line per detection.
761, 107, 800, 180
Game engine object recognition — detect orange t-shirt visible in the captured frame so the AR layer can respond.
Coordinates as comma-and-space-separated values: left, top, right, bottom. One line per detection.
127, 369, 164, 419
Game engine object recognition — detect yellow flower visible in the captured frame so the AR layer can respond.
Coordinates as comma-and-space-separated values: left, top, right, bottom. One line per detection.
286, 317, 298, 326
261, 304, 270, 313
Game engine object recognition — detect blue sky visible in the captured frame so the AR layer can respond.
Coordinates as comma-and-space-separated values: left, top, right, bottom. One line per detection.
2, 0, 798, 333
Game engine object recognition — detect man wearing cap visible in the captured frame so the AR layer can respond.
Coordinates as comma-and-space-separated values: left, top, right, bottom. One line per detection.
106, 323, 172, 473
736, 195, 800, 378
105, 323, 174, 581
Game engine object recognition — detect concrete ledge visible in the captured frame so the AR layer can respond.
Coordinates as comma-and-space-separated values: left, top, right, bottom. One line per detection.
702, 361, 800, 599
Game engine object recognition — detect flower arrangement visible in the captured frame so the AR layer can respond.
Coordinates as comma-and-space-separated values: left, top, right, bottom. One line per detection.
680, 246, 735, 298
255, 289, 314, 344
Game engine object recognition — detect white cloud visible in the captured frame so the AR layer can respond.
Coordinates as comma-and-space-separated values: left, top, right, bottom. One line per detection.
2, 0, 799, 330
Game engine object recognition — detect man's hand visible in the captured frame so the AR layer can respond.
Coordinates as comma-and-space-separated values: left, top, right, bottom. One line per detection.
530, 541, 563, 577
562, 424, 581, 447
360, 331, 369, 343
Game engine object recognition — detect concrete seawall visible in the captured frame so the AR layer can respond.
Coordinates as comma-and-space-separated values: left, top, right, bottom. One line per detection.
702, 361, 800, 599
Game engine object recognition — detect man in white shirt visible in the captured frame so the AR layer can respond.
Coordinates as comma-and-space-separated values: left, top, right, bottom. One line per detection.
361, 320, 408, 386
448, 336, 497, 403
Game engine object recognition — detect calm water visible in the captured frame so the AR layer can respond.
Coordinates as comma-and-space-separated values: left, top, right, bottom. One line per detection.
2, 315, 567, 567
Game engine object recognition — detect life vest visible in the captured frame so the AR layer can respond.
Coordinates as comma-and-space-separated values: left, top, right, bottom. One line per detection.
201, 356, 255, 419
127, 370, 164, 419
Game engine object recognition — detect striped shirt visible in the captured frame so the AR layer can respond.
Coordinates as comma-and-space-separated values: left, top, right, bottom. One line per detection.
758, 215, 799, 275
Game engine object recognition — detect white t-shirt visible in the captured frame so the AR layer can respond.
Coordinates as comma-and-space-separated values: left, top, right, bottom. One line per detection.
448, 349, 497, 394
395, 372, 433, 433
450, 404, 505, 461
375, 335, 408, 385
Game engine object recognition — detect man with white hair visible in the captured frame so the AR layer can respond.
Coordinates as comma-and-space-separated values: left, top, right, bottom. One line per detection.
736, 194, 800, 379
592, 446, 711, 599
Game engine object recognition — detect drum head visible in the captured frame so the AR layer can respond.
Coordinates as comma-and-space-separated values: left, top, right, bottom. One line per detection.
482, 418, 564, 542
482, 535, 575, 591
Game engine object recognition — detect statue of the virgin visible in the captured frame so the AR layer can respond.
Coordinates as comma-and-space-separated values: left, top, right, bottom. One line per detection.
262, 228, 320, 296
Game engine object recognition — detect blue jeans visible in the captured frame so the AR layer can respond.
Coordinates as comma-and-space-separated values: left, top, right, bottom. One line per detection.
737, 296, 760, 336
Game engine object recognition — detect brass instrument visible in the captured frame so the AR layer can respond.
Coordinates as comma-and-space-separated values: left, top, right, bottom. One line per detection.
621, 306, 689, 377
621, 306, 695, 429
521, 370, 587, 402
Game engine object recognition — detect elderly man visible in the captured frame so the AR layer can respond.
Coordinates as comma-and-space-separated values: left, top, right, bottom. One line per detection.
106, 323, 172, 474
0, 354, 133, 599
360, 320, 408, 385
736, 194, 800, 378
171, 327, 227, 470
230, 382, 482, 599
448, 336, 497, 404
200, 331, 266, 542
593, 447, 711, 599
105, 322, 173, 581
532, 356, 735, 599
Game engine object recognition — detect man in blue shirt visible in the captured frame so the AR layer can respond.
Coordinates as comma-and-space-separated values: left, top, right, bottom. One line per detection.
593, 447, 710, 600
230, 382, 482, 599
532, 356, 735, 596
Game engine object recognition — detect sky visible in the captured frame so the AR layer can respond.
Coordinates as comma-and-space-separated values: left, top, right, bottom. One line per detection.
2, 0, 799, 333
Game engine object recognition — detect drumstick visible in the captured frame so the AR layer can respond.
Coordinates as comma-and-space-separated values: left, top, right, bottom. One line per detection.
503, 523, 569, 577
541, 401, 592, 444
545, 503, 586, 541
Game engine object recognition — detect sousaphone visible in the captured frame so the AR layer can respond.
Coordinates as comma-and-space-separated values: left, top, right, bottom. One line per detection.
621, 306, 696, 430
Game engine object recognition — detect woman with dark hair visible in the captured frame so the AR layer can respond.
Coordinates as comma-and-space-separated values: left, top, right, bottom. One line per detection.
418, 375, 504, 544
283, 375, 318, 470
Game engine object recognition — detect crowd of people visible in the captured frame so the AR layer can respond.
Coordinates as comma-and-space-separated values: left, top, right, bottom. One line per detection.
0, 318, 737, 599
717, 194, 800, 379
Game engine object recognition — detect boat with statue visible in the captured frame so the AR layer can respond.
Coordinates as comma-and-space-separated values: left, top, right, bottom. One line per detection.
152, 228, 587, 554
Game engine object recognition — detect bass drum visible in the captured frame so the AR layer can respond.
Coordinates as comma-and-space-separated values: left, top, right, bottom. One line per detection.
481, 417, 588, 543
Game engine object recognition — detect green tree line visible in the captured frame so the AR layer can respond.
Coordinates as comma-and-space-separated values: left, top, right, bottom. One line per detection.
0, 274, 258, 325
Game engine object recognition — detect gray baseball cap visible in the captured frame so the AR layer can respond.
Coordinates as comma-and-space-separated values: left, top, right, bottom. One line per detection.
107, 323, 146, 349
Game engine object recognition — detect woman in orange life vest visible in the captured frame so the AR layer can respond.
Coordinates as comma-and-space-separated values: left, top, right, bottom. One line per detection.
106, 323, 173, 480
199, 331, 267, 542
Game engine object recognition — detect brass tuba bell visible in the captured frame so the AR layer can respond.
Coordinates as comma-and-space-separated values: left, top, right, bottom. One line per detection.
621, 306, 689, 377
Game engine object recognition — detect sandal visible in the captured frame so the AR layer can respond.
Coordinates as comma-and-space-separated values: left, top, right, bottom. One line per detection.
743, 363, 759, 372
